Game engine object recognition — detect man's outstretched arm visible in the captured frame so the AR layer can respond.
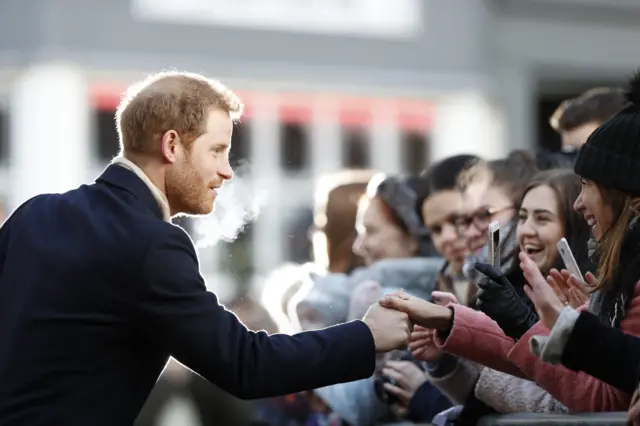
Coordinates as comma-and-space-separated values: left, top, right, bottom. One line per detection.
132, 228, 410, 399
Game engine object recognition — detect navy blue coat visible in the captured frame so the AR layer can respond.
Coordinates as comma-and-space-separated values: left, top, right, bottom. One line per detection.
0, 164, 375, 425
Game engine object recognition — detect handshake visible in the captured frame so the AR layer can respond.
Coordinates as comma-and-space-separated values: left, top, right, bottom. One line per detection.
361, 290, 454, 352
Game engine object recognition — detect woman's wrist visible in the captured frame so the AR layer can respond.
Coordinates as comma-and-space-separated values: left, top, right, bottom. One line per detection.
432, 304, 454, 330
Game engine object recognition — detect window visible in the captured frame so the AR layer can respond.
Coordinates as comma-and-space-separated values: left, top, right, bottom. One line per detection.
342, 126, 370, 168
402, 130, 429, 174
0, 108, 7, 161
230, 121, 250, 168
95, 110, 120, 161
280, 123, 309, 173
284, 206, 313, 263
537, 95, 571, 152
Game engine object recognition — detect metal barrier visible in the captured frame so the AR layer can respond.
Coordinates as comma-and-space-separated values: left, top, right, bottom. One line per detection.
388, 412, 629, 426
477, 412, 628, 426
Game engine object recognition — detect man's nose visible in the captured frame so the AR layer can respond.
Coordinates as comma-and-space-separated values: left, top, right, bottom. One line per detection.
219, 158, 233, 180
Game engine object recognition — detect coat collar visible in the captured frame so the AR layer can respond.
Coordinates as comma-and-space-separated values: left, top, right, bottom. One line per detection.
96, 161, 171, 222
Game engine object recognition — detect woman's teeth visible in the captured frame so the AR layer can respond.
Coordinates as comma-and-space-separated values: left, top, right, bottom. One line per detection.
524, 244, 542, 255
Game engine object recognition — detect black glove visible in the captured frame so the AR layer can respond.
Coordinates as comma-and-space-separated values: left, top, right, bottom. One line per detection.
474, 262, 539, 340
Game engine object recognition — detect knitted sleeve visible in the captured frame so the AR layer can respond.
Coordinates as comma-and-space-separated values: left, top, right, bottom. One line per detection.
426, 357, 482, 405
474, 368, 568, 413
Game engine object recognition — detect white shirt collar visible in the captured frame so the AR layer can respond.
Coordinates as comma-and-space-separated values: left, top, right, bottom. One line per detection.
111, 156, 171, 222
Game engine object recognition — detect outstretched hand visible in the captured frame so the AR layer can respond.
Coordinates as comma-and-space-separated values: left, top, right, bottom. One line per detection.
378, 291, 453, 331
363, 300, 412, 353
520, 252, 566, 329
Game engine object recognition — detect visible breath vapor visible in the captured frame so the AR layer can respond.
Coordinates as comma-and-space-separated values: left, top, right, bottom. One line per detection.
193, 162, 268, 248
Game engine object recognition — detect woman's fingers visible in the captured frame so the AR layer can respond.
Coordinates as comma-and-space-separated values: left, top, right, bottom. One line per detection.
568, 288, 588, 307
585, 271, 600, 287
546, 276, 567, 303
548, 270, 572, 302
559, 269, 572, 281
409, 338, 430, 351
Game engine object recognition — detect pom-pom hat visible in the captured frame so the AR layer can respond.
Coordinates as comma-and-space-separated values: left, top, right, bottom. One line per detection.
574, 71, 640, 195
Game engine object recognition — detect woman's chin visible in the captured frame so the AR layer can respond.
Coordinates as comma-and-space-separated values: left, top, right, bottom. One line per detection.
526, 252, 546, 272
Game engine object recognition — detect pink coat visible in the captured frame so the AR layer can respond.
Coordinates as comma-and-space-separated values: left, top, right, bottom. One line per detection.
435, 281, 640, 412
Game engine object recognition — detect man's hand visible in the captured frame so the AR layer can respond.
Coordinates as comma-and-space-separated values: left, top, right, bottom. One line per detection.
363, 302, 412, 352
378, 291, 453, 331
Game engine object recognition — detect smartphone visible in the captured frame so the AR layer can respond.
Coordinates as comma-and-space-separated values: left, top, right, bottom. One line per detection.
488, 220, 500, 269
557, 237, 585, 282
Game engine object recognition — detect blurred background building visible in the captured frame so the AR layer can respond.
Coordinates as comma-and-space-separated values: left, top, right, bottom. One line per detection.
0, 0, 639, 300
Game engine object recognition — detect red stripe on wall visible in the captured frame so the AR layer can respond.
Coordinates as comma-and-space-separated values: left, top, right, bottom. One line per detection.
89, 83, 433, 131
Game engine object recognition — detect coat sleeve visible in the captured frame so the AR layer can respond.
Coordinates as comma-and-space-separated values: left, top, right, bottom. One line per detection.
559, 310, 640, 394
435, 304, 525, 378
474, 368, 568, 414
507, 305, 640, 412
407, 381, 453, 423
509, 283, 640, 412
132, 228, 376, 399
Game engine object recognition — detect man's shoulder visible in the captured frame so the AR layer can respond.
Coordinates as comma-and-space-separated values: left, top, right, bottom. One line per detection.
145, 222, 198, 260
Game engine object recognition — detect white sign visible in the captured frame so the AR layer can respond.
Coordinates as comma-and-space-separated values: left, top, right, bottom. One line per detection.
131, 0, 423, 39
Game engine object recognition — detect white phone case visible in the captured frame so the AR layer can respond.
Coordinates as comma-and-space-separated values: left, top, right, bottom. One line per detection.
557, 237, 585, 282
488, 220, 500, 268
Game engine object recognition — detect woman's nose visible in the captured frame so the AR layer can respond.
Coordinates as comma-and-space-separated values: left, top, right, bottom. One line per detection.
573, 194, 584, 213
519, 218, 536, 236
352, 234, 365, 257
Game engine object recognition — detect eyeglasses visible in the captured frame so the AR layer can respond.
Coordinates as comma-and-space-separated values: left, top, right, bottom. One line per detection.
454, 205, 514, 232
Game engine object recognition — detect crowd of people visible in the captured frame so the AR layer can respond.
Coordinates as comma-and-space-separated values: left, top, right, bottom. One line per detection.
131, 74, 639, 425
198, 76, 639, 426
3, 68, 639, 426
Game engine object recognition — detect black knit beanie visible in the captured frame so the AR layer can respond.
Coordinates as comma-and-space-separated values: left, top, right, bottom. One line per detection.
574, 71, 640, 195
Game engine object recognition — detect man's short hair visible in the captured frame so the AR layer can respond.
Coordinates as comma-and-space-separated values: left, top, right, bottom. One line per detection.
549, 87, 627, 133
115, 71, 244, 154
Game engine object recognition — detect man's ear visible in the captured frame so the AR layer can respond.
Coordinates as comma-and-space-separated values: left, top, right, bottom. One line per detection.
160, 130, 179, 163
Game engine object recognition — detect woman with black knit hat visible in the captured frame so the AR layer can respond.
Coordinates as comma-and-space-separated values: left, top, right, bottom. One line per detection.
508, 71, 640, 415
380, 70, 640, 413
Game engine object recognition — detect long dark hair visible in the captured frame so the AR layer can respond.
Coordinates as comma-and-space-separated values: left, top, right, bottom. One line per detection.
518, 169, 593, 274
592, 186, 640, 292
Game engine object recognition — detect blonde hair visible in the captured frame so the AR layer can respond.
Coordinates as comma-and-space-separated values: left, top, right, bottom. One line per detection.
116, 71, 244, 155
